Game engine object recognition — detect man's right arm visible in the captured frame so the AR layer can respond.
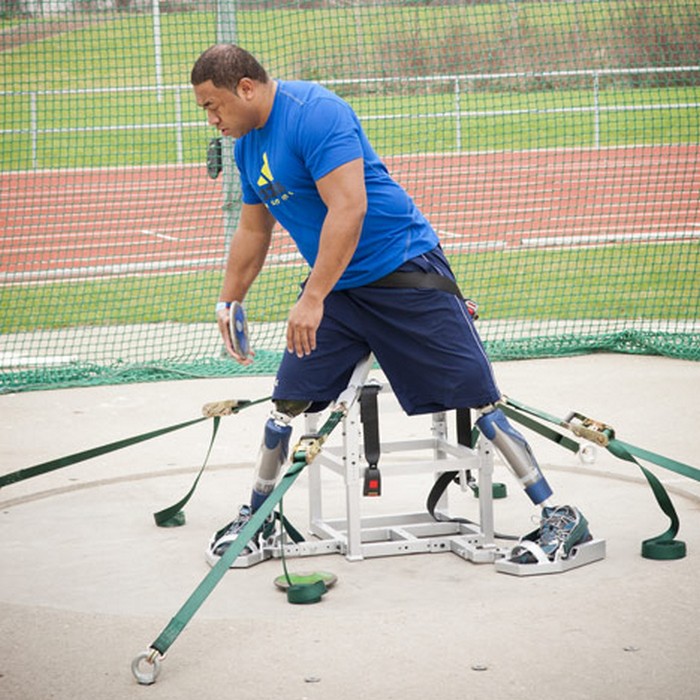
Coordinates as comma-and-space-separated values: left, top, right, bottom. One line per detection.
217, 202, 276, 362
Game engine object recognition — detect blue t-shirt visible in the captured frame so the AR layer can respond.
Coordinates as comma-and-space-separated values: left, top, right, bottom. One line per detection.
234, 80, 439, 289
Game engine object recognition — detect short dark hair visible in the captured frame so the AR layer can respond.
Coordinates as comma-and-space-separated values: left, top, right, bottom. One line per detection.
191, 44, 269, 90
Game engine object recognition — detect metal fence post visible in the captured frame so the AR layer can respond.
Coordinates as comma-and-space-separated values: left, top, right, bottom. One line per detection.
217, 0, 241, 253
593, 71, 600, 148
152, 0, 164, 102
454, 76, 462, 152
30, 91, 38, 170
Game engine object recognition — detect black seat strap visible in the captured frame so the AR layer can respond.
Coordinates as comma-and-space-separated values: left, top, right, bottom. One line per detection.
360, 384, 382, 496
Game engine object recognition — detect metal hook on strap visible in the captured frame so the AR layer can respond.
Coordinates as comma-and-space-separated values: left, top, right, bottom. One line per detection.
131, 649, 163, 685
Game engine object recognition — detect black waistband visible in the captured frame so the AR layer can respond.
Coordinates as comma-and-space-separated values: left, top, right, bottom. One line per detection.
366, 270, 464, 299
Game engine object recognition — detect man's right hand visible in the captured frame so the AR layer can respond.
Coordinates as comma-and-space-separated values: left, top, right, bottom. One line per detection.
286, 293, 324, 358
217, 303, 254, 365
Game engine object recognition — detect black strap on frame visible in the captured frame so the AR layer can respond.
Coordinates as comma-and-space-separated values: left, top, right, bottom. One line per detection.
360, 384, 382, 496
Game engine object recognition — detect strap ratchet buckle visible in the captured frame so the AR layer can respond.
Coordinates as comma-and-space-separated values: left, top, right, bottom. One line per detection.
565, 412, 615, 446
292, 433, 323, 463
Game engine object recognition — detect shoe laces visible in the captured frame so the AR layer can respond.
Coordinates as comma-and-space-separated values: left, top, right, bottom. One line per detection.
538, 506, 576, 546
221, 506, 252, 537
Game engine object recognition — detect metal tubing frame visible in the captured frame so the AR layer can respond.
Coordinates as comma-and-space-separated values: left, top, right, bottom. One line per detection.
305, 383, 502, 563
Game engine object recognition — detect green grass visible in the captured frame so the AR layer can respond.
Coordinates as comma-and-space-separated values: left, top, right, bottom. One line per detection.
451, 243, 700, 321
2, 84, 697, 169
2, 243, 696, 333
1, 12, 215, 92
5, 1, 698, 91
361, 86, 700, 153
1, 2, 699, 169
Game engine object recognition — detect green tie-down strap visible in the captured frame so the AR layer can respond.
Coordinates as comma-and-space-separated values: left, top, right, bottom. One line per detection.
0, 398, 271, 531
606, 440, 687, 560
152, 417, 221, 528
149, 459, 308, 655
148, 405, 347, 658
133, 355, 374, 684
0, 416, 209, 490
501, 397, 700, 561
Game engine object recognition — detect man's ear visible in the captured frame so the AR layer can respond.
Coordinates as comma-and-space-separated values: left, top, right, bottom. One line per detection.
236, 77, 256, 100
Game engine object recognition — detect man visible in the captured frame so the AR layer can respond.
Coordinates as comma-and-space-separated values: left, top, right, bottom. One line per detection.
191, 44, 591, 567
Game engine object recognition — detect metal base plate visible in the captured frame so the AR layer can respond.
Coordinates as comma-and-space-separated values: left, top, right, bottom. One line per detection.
226, 536, 342, 569
308, 511, 502, 562
494, 537, 606, 576
225, 519, 605, 576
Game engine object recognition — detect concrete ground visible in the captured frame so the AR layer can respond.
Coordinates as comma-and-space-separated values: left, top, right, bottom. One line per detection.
1, 354, 699, 700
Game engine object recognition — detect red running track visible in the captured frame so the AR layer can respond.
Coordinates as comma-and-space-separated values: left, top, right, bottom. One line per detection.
1, 145, 698, 283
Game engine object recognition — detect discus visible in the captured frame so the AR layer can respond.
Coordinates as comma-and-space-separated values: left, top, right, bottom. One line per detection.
273, 571, 338, 590
229, 301, 251, 358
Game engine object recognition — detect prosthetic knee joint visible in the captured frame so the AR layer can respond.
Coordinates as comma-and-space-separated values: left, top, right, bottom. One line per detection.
250, 399, 311, 512
476, 405, 552, 505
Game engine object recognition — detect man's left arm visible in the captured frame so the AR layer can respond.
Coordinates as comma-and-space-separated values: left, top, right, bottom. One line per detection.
286, 157, 367, 357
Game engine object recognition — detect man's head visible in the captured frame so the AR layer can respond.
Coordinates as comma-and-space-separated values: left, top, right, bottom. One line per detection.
191, 44, 274, 138
191, 44, 268, 90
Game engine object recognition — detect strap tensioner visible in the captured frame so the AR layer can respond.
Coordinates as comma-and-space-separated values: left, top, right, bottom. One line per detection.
564, 411, 615, 446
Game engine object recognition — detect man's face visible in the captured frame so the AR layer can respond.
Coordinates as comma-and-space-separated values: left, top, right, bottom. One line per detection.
194, 80, 259, 139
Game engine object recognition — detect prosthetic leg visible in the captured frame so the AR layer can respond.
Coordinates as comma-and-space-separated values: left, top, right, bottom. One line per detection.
476, 404, 605, 575
205, 399, 310, 568
475, 405, 552, 506
249, 400, 310, 511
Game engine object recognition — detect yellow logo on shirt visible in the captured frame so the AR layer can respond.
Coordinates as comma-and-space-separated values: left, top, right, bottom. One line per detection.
256, 152, 292, 207
257, 152, 274, 187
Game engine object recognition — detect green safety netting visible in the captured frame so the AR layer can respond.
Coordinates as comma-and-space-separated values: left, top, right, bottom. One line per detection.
1, 0, 698, 393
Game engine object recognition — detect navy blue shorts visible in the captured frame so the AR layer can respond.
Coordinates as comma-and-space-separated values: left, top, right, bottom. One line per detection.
272, 247, 501, 415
